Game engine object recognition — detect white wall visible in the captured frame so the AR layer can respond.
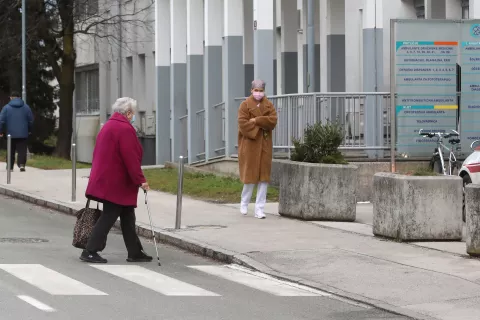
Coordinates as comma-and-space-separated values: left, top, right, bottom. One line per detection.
381, 0, 417, 91
345, 0, 364, 92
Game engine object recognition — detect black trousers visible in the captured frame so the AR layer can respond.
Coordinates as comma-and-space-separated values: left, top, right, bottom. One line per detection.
86, 201, 143, 256
7, 138, 27, 169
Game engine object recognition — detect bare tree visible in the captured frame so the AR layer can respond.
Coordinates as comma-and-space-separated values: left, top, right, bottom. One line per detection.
28, 0, 154, 158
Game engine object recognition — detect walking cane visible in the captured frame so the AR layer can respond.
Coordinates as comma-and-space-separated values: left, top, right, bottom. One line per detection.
144, 190, 161, 266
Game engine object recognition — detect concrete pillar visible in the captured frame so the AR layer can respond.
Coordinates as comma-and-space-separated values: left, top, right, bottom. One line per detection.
170, 0, 187, 160
275, 0, 282, 94
302, 0, 320, 93
98, 61, 109, 125
326, 0, 345, 92
204, 0, 224, 160
155, 0, 171, 164
253, 0, 275, 92
314, 0, 320, 93
272, 0, 277, 95
466, 184, 480, 256
244, 0, 254, 96
425, 0, 447, 19
297, 0, 305, 93
320, 0, 327, 92
363, 0, 383, 158
187, 0, 204, 164
471, 0, 480, 17
281, 0, 298, 94
224, 0, 245, 157
446, 0, 462, 19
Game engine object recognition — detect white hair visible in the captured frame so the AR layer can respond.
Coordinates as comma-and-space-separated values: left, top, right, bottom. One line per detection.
112, 97, 137, 115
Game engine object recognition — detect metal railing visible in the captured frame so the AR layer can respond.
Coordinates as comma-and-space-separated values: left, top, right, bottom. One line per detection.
180, 92, 392, 164
232, 93, 391, 157
195, 109, 206, 161
212, 102, 226, 156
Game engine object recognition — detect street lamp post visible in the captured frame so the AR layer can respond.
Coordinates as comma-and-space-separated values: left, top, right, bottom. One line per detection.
22, 0, 26, 103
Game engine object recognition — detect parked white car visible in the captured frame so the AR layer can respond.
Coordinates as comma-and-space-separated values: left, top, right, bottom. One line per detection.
458, 140, 480, 222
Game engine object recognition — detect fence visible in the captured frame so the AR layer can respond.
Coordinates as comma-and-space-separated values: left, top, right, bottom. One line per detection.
268, 93, 391, 156
194, 109, 206, 162
183, 92, 391, 164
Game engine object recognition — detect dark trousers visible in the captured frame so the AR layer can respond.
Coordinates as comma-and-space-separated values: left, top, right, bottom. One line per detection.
7, 138, 27, 169
86, 201, 143, 256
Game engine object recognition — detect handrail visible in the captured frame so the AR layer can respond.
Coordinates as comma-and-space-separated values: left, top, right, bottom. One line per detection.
234, 92, 392, 100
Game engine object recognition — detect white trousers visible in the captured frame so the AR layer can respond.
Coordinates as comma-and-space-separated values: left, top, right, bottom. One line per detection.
240, 182, 268, 215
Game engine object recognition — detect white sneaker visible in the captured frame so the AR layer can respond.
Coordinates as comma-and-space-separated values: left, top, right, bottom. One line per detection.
240, 205, 248, 216
254, 211, 266, 219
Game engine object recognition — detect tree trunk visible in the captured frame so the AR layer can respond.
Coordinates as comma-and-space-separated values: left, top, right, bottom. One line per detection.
55, 81, 74, 159
54, 24, 75, 159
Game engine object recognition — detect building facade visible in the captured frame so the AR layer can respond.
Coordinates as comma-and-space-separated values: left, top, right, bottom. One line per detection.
74, 0, 477, 164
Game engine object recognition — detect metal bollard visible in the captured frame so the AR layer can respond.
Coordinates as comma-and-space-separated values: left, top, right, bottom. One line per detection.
6, 134, 11, 184
71, 143, 76, 202
175, 156, 184, 229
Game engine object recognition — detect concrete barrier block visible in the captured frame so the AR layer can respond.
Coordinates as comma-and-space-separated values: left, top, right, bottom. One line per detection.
373, 173, 462, 241
278, 160, 358, 221
466, 184, 480, 256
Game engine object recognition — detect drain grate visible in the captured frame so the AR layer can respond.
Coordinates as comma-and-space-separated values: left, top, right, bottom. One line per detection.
0, 238, 49, 244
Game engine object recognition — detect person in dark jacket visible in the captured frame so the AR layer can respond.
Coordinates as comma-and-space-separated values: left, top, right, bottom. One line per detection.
0, 91, 34, 171
81, 97, 152, 264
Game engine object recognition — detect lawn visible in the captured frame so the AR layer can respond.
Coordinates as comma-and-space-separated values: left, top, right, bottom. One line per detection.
0, 148, 278, 203
0, 150, 91, 170
143, 168, 279, 204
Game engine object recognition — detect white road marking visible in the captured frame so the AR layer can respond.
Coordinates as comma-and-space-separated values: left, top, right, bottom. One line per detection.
17, 295, 55, 312
91, 265, 220, 296
0, 264, 107, 296
189, 264, 331, 297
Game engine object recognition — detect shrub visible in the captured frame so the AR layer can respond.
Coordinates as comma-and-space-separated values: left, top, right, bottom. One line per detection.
290, 121, 347, 164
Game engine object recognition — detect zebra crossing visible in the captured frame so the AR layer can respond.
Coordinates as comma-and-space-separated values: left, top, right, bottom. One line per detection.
0, 263, 331, 312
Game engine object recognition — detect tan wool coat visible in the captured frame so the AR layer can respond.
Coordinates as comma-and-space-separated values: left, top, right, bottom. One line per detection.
238, 95, 278, 184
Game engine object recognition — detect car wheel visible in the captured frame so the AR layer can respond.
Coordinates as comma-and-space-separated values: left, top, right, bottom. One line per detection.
463, 174, 472, 223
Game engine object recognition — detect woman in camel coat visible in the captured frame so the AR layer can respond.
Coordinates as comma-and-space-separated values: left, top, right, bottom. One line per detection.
237, 79, 278, 219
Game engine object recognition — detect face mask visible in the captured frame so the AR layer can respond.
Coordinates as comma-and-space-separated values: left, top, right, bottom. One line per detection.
253, 92, 265, 101
130, 114, 136, 124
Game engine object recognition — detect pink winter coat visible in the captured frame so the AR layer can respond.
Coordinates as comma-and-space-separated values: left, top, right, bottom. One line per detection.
85, 112, 146, 207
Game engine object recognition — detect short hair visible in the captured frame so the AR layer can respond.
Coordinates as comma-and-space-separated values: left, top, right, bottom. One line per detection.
112, 97, 137, 115
251, 79, 266, 90
10, 91, 20, 98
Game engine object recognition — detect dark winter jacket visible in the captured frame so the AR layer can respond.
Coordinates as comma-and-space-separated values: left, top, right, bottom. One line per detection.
85, 112, 146, 207
0, 98, 34, 138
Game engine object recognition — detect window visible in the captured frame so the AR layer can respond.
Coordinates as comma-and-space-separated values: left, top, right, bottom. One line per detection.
414, 0, 425, 19
76, 0, 99, 21
138, 54, 146, 98
125, 56, 133, 97
462, 0, 470, 19
75, 67, 99, 115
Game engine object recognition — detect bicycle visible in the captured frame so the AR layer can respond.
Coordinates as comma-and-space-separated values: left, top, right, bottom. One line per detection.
418, 129, 461, 175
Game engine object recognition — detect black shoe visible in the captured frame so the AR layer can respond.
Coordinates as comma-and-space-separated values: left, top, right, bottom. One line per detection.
19, 166, 25, 172
127, 250, 153, 262
80, 250, 107, 263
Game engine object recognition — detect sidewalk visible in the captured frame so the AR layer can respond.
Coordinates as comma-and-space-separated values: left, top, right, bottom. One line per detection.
1, 165, 480, 320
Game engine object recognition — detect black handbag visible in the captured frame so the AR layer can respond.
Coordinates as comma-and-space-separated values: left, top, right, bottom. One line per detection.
72, 200, 106, 251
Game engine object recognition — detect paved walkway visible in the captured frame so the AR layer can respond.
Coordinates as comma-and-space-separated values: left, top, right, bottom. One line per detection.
1, 164, 480, 320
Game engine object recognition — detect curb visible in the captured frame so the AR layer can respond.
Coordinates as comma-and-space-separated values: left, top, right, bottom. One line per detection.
0, 185, 435, 320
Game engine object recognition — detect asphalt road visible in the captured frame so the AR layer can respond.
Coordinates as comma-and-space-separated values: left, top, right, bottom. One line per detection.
0, 195, 410, 320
